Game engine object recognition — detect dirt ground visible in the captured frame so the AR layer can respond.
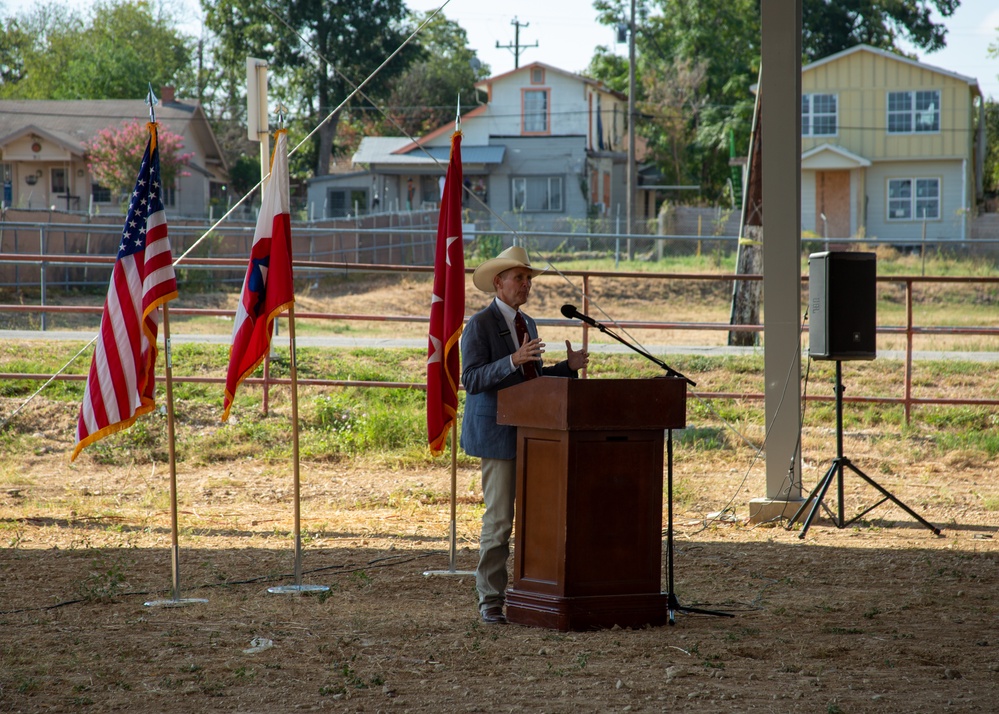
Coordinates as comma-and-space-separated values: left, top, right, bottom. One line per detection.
1, 417, 996, 713
1, 272, 998, 712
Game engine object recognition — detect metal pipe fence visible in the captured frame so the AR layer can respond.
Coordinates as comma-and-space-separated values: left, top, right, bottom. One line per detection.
2, 254, 999, 423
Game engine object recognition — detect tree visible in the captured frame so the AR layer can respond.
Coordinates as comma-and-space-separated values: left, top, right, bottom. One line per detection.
801, 0, 959, 63
85, 120, 193, 200
0, 16, 33, 88
985, 39, 999, 199
981, 99, 999, 201
639, 58, 708, 185
585, 47, 630, 94
382, 11, 490, 138
0, 4, 80, 99
0, 0, 193, 100
204, 0, 417, 177
594, 0, 759, 202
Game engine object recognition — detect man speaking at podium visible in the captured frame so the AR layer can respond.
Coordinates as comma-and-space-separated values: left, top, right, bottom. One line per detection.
460, 245, 588, 625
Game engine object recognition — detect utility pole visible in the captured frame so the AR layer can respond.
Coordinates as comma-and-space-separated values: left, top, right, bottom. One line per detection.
496, 16, 538, 69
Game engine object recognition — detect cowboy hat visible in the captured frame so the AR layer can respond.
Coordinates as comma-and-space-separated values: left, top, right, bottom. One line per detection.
471, 245, 546, 293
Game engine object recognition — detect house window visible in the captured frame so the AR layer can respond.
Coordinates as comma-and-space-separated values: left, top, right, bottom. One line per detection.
888, 90, 940, 133
51, 168, 67, 194
327, 189, 347, 217
2, 163, 12, 206
887, 178, 940, 221
802, 93, 837, 136
531, 67, 545, 85
161, 183, 176, 207
523, 89, 549, 134
91, 183, 111, 203
512, 176, 563, 212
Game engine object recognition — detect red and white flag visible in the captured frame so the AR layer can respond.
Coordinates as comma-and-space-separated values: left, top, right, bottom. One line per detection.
427, 131, 465, 454
222, 129, 294, 421
72, 122, 178, 461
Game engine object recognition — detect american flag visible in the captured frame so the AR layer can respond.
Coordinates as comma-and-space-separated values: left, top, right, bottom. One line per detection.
222, 129, 294, 421
427, 130, 465, 454
72, 122, 178, 461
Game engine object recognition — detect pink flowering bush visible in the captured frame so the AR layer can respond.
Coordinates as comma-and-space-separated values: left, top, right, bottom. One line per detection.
84, 121, 194, 199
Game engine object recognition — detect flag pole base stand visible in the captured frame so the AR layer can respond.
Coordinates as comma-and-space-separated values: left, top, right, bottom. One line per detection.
267, 584, 330, 595
144, 597, 208, 608
422, 569, 475, 577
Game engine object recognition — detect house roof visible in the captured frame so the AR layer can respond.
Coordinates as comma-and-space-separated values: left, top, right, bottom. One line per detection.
801, 143, 872, 170
0, 98, 227, 171
476, 61, 627, 102
0, 124, 83, 156
353, 136, 505, 167
389, 103, 489, 155
803, 44, 981, 95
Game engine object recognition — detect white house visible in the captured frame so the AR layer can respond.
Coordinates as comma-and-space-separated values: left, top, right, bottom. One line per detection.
307, 62, 637, 234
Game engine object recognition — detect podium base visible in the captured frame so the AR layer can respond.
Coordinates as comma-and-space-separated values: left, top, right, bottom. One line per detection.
506, 588, 669, 631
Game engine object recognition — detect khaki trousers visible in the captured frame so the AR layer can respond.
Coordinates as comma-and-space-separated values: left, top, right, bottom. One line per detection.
475, 457, 516, 612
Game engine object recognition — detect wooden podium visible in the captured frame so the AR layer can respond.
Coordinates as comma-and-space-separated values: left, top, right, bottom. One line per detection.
496, 376, 686, 631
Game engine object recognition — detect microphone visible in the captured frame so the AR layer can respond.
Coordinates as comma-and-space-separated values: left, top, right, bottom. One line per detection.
560, 304, 598, 326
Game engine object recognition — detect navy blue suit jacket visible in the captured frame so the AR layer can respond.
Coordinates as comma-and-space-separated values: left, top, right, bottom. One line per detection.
460, 300, 576, 459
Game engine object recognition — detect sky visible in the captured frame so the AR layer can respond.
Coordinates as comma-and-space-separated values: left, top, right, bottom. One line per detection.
412, 0, 999, 99
2, 0, 998, 98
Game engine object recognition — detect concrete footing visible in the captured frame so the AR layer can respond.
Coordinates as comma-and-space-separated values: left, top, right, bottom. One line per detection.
748, 497, 805, 525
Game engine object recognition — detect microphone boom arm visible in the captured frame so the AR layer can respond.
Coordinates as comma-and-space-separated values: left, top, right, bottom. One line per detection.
564, 306, 695, 386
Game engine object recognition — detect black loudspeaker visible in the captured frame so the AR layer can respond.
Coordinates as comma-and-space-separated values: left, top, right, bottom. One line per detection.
808, 251, 877, 361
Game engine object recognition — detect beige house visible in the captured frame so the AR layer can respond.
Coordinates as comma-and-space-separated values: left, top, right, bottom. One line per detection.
0, 90, 227, 217
801, 44, 984, 242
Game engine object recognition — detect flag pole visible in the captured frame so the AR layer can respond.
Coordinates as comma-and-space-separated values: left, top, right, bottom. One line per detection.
266, 115, 327, 596
164, 305, 181, 600
268, 305, 327, 595
144, 305, 207, 607
140, 89, 205, 608
424, 96, 472, 578
290, 308, 301, 586
448, 420, 459, 571
425, 378, 468, 577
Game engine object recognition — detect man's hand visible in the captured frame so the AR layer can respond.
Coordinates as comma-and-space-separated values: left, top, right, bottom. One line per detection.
513, 332, 545, 366
566, 340, 589, 371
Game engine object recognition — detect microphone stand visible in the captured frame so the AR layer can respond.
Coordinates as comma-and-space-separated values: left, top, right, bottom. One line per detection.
567, 311, 733, 624
573, 313, 695, 386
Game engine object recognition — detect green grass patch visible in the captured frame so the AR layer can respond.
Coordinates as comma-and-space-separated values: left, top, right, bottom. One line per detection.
933, 429, 999, 458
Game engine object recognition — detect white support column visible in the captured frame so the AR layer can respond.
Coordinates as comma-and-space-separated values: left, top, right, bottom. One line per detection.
246, 57, 270, 182
750, 0, 804, 523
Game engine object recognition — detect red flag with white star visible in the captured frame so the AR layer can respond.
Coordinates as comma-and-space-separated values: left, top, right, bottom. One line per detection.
427, 131, 465, 454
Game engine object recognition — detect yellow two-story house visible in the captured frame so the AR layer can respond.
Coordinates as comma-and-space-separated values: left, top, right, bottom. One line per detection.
801, 44, 984, 242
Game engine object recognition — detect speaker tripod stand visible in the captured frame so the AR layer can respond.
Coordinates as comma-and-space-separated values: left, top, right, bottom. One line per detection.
787, 361, 941, 539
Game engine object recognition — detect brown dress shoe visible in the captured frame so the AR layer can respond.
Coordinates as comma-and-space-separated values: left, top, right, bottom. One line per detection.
480, 606, 507, 624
